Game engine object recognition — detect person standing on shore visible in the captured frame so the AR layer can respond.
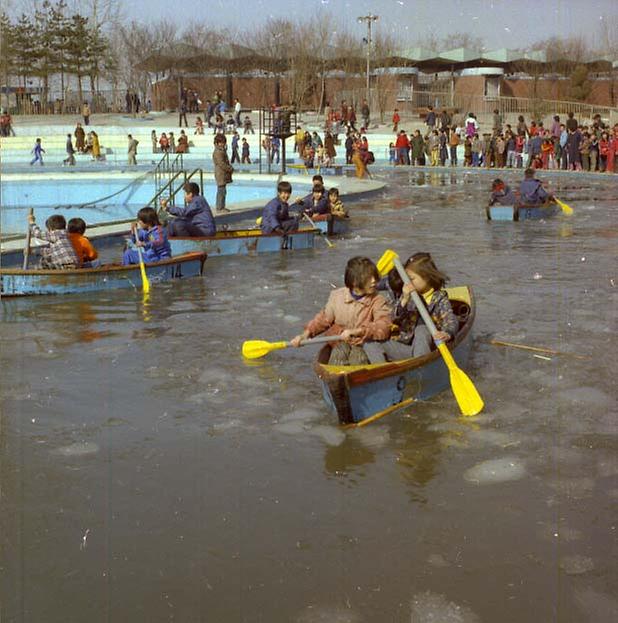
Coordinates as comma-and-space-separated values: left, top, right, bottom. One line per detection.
64, 134, 76, 165
213, 134, 233, 213
75, 122, 85, 152
127, 134, 139, 165
30, 138, 45, 165
82, 102, 91, 125
179, 100, 188, 128
360, 99, 370, 130
233, 98, 241, 127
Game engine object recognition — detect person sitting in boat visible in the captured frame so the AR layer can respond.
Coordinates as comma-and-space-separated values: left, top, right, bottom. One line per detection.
519, 168, 552, 205
162, 182, 216, 237
67, 218, 99, 268
260, 181, 300, 235
488, 178, 517, 206
27, 213, 80, 270
327, 187, 348, 217
295, 183, 329, 217
364, 253, 458, 363
122, 207, 171, 265
290, 256, 392, 365
377, 264, 403, 309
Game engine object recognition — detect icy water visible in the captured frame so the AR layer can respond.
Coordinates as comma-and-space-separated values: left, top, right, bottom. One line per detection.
1, 169, 616, 622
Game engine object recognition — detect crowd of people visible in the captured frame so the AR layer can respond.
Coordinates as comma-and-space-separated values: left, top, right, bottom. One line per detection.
389, 106, 618, 174
293, 124, 374, 178
151, 129, 190, 155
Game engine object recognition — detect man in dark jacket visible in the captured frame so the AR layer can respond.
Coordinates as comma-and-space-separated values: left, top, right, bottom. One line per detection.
212, 134, 233, 213
360, 99, 370, 129
519, 168, 552, 205
163, 182, 216, 236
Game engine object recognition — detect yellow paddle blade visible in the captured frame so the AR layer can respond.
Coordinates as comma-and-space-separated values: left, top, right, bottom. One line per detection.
437, 344, 484, 416
256, 216, 263, 225
376, 249, 398, 277
554, 197, 573, 216
242, 339, 289, 359
139, 260, 150, 293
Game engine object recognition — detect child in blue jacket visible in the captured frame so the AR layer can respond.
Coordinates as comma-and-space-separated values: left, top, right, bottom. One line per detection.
295, 183, 329, 216
123, 207, 172, 265
260, 181, 300, 234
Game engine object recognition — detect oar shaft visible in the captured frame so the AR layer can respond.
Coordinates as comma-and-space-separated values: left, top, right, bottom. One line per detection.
488, 339, 588, 359
300, 334, 346, 347
23, 208, 34, 270
303, 213, 334, 248
392, 256, 441, 339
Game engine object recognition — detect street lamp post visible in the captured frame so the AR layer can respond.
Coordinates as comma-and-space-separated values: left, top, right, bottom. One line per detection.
357, 14, 379, 110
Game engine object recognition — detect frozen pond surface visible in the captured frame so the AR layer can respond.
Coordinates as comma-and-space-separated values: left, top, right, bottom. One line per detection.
1, 168, 616, 622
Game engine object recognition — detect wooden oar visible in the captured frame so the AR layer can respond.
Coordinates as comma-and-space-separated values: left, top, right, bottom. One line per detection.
487, 339, 589, 359
376, 249, 484, 417
22, 208, 34, 270
133, 229, 151, 294
553, 197, 573, 216
242, 334, 344, 360
302, 213, 334, 248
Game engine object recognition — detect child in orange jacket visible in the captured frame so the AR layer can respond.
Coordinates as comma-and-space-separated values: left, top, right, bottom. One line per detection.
67, 218, 99, 267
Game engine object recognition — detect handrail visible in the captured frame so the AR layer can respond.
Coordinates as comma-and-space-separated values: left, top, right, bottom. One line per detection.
153, 152, 184, 193
148, 170, 187, 209
410, 90, 617, 119
184, 168, 204, 192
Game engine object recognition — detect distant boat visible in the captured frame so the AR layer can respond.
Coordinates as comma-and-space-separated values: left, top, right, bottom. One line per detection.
486, 201, 560, 221
313, 286, 476, 425
0, 252, 206, 297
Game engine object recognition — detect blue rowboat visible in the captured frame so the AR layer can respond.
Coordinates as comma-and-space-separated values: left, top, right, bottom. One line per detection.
168, 227, 317, 257
0, 252, 206, 297
1, 227, 317, 268
310, 215, 351, 236
313, 286, 475, 425
486, 201, 559, 221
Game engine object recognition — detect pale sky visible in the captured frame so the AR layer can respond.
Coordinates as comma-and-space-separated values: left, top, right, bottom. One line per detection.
118, 0, 617, 50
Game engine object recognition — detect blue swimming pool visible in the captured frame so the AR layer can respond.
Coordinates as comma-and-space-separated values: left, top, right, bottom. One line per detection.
0, 175, 279, 234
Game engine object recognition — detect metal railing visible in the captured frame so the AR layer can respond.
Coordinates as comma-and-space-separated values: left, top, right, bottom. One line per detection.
402, 90, 617, 120
153, 152, 184, 197
148, 166, 204, 211
336, 87, 617, 121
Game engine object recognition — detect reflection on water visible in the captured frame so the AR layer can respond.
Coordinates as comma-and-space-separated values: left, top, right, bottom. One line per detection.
1, 169, 617, 622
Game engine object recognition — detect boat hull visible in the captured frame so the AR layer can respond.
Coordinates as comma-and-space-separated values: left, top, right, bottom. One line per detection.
1, 228, 317, 268
310, 215, 351, 236
169, 228, 316, 256
314, 287, 475, 425
486, 202, 559, 221
0, 252, 206, 297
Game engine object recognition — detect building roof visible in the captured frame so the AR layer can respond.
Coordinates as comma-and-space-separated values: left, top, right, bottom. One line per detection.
136, 45, 617, 77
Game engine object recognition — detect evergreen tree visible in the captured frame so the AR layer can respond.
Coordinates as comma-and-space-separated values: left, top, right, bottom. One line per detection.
12, 14, 40, 89
33, 1, 62, 112
0, 12, 16, 110
65, 14, 90, 105
85, 24, 110, 100
49, 0, 72, 104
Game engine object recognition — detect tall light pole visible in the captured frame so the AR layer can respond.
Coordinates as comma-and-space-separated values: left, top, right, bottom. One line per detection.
357, 14, 379, 108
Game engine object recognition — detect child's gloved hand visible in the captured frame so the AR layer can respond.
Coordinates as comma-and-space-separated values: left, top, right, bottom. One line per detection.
433, 330, 451, 343
290, 332, 308, 347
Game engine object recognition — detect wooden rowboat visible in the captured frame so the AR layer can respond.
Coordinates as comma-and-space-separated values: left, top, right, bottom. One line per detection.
313, 286, 475, 425
486, 201, 560, 221
309, 214, 351, 236
1, 227, 317, 268
0, 252, 206, 297
168, 227, 317, 256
